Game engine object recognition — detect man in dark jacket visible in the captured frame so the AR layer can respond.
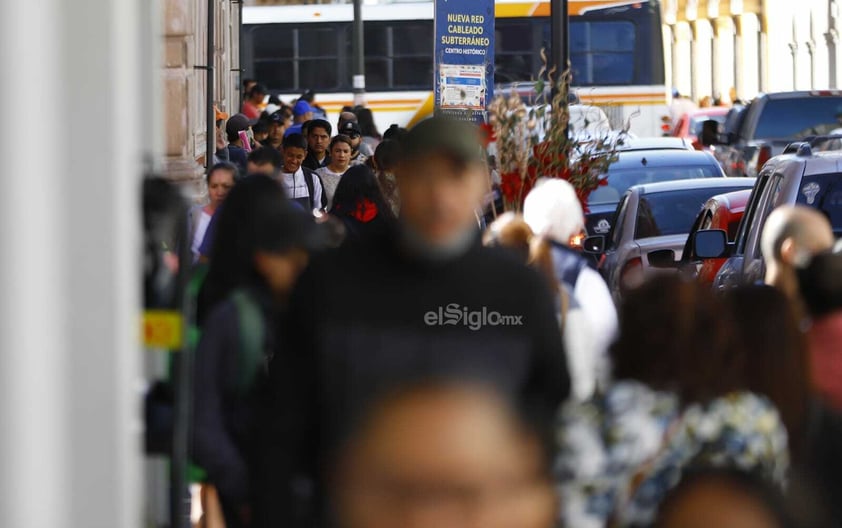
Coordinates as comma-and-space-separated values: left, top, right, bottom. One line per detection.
263, 117, 569, 527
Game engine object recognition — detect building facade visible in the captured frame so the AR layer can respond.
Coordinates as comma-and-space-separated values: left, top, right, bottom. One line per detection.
163, 0, 242, 196
664, 0, 842, 103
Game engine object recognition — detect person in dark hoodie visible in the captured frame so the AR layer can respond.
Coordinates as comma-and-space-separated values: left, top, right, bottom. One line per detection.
329, 164, 395, 243
192, 175, 325, 528
265, 117, 569, 527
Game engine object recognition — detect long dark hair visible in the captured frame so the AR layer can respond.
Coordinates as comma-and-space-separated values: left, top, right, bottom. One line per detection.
329, 164, 394, 221
355, 107, 381, 139
198, 175, 287, 322
726, 285, 811, 458
612, 276, 742, 405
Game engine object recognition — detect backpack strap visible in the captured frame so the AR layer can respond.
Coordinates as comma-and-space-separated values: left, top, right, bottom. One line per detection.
302, 168, 327, 210
229, 289, 266, 393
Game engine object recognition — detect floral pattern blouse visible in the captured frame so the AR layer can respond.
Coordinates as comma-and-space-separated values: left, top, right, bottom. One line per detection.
555, 381, 789, 528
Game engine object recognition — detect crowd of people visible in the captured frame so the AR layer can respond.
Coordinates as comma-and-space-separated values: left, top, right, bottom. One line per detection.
184, 85, 842, 528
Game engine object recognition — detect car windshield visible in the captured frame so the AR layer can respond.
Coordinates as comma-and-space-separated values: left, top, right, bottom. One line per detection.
690, 114, 726, 136
635, 187, 747, 239
589, 164, 721, 205
796, 173, 842, 235
754, 96, 842, 139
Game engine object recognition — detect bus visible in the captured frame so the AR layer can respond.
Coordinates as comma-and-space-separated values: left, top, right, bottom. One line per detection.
242, 0, 668, 137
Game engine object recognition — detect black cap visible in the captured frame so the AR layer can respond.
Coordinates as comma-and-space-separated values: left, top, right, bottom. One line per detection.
255, 200, 328, 253
226, 113, 258, 136
268, 110, 286, 124
339, 120, 362, 136
404, 117, 484, 163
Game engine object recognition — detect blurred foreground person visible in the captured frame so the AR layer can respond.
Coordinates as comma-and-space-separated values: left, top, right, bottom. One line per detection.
761, 206, 834, 313
654, 468, 792, 528
523, 178, 616, 401
556, 276, 788, 528
371, 139, 402, 216
193, 175, 324, 528
728, 284, 842, 527
329, 164, 395, 243
483, 212, 533, 264
246, 147, 283, 177
269, 117, 568, 527
188, 162, 236, 262
798, 250, 842, 412
330, 382, 556, 528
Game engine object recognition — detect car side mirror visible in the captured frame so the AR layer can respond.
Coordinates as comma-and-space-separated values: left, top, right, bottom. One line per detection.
700, 120, 722, 146
694, 229, 729, 259
648, 249, 678, 268
583, 235, 606, 255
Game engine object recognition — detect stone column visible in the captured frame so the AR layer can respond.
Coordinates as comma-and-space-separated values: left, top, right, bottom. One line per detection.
163, 0, 207, 198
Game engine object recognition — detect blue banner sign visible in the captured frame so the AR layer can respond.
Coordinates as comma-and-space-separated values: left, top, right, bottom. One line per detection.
434, 0, 495, 122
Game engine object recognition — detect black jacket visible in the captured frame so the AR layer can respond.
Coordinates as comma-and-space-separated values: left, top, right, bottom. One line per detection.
265, 227, 569, 526
302, 150, 330, 172
192, 288, 278, 527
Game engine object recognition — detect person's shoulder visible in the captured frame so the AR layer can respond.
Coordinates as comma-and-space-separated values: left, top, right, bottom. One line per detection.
475, 245, 545, 285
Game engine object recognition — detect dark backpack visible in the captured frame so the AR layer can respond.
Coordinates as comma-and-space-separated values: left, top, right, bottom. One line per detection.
302, 168, 328, 210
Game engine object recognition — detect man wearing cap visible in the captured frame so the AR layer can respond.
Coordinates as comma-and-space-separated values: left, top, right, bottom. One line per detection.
284, 100, 314, 137
263, 110, 288, 151
302, 119, 332, 171
225, 113, 257, 174
337, 120, 370, 166
265, 117, 569, 527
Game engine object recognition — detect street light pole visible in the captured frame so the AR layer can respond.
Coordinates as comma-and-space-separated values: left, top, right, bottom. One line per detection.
352, 0, 366, 106
550, 0, 569, 87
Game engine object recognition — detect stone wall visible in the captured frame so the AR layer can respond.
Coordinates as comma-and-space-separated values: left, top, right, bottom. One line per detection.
163, 0, 241, 200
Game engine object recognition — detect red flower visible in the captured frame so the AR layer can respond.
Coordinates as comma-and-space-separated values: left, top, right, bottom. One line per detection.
479, 123, 496, 148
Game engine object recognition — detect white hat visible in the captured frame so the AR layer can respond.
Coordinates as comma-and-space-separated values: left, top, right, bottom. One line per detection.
523, 178, 585, 244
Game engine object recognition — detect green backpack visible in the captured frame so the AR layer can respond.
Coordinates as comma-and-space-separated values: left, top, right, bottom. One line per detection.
187, 266, 267, 483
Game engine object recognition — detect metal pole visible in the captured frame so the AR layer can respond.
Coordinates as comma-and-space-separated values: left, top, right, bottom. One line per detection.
205, 0, 216, 173
550, 0, 569, 84
352, 0, 366, 106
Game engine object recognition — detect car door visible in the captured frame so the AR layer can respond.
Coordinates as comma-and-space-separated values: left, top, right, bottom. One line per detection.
713, 173, 771, 290
742, 173, 785, 284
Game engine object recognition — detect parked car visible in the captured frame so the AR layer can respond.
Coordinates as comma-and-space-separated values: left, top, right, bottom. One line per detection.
616, 136, 696, 152
701, 90, 842, 177
679, 189, 752, 285
585, 149, 725, 240
584, 178, 755, 303
693, 143, 842, 290
671, 107, 729, 150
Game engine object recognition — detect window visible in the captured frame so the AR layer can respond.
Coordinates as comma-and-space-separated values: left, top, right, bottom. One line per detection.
749, 175, 783, 259
608, 195, 630, 250
635, 188, 744, 240
391, 22, 433, 88
754, 97, 842, 139
570, 21, 636, 85
590, 164, 722, 206
796, 173, 842, 234
495, 22, 535, 83
735, 176, 767, 255
248, 24, 342, 92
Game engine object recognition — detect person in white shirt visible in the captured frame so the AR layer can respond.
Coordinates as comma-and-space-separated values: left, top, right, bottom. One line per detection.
188, 162, 237, 262
316, 135, 353, 210
524, 178, 619, 401
280, 133, 326, 212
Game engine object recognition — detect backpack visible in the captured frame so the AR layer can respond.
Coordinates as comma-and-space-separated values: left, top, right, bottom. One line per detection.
302, 168, 328, 210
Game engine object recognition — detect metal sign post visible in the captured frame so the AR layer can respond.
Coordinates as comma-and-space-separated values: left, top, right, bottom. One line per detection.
434, 0, 495, 122
551, 0, 569, 83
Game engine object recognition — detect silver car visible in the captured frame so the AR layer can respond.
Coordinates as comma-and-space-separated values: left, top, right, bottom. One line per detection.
585, 177, 755, 303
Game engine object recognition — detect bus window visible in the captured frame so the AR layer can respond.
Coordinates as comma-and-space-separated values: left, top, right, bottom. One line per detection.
299, 27, 340, 90
392, 23, 433, 88
252, 26, 296, 91
495, 22, 533, 83
570, 21, 636, 85
364, 23, 390, 90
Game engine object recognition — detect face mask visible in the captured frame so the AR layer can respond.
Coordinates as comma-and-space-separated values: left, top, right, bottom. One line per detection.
399, 222, 477, 263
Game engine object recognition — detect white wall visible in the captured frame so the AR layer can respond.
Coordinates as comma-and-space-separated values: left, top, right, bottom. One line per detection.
0, 0, 145, 527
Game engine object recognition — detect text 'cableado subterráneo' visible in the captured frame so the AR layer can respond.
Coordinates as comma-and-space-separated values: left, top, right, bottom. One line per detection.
441, 13, 491, 53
